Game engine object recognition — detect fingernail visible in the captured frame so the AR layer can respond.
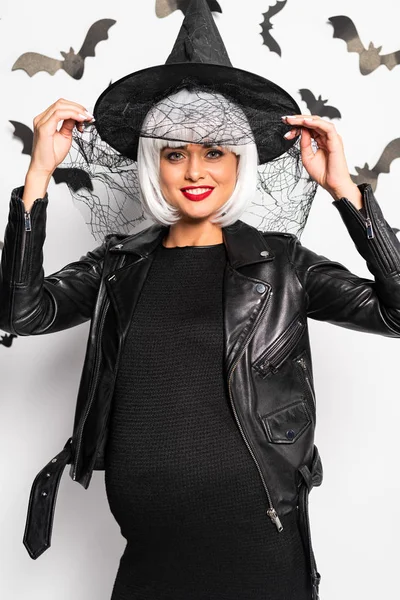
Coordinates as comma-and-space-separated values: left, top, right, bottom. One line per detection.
304, 117, 313, 122
84, 111, 95, 119
284, 131, 292, 138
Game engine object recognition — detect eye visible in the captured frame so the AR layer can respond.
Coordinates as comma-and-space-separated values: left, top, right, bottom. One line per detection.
206, 149, 224, 158
166, 151, 184, 161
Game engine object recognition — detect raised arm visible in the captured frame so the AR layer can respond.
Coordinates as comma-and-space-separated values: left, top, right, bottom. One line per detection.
0, 99, 104, 335
289, 183, 400, 337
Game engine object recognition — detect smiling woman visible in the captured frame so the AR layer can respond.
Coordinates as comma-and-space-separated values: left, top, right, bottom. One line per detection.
137, 88, 259, 230
2, 2, 400, 600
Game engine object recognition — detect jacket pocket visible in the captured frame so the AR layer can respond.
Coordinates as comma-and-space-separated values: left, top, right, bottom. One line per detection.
252, 313, 306, 378
260, 400, 312, 444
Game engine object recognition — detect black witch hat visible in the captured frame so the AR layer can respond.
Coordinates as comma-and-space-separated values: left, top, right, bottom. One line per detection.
64, 0, 318, 241
92, 0, 301, 164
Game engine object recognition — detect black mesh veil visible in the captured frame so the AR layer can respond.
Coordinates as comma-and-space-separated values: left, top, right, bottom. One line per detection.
60, 87, 318, 243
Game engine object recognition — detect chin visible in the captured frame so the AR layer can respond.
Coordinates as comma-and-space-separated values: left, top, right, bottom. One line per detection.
180, 204, 222, 221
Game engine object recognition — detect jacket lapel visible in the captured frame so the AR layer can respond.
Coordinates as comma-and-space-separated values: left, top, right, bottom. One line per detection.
221, 221, 275, 372
105, 220, 276, 369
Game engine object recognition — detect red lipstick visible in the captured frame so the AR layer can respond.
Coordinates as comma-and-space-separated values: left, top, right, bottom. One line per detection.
180, 186, 214, 202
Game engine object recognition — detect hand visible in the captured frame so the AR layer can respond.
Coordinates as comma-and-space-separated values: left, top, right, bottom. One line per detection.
282, 114, 359, 201
27, 98, 95, 177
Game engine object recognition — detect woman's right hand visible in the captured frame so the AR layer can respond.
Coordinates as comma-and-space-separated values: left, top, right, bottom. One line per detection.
28, 98, 94, 177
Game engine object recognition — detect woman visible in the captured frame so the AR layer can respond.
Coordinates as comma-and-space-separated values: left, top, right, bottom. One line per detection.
1, 1, 400, 599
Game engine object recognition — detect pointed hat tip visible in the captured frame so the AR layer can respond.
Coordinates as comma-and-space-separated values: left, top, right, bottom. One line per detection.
165, 0, 232, 67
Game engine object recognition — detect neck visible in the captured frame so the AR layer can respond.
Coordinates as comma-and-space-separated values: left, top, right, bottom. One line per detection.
162, 221, 224, 247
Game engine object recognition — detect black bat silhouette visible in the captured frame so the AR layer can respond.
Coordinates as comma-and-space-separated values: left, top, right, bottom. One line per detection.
298, 89, 342, 119
0, 333, 17, 348
10, 121, 93, 193
328, 16, 400, 75
350, 138, 400, 192
156, 0, 222, 17
260, 0, 287, 57
0, 240, 3, 250
12, 19, 116, 79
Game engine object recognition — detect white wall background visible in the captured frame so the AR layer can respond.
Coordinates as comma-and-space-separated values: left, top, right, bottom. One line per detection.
0, 0, 399, 598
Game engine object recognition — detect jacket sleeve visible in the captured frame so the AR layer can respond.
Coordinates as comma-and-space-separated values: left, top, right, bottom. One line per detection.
0, 185, 113, 336
289, 183, 400, 337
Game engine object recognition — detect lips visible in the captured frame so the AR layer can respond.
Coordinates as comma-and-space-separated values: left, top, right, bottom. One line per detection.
180, 186, 215, 201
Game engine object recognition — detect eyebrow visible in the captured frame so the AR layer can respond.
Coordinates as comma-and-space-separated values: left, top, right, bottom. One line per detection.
162, 142, 222, 150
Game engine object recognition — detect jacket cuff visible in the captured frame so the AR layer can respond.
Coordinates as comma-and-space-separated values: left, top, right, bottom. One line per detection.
1, 185, 48, 285
331, 182, 400, 303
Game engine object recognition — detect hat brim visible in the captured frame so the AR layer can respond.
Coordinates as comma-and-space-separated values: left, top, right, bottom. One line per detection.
93, 62, 301, 164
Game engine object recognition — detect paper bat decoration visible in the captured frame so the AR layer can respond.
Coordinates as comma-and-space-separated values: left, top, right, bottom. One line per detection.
328, 16, 400, 75
0, 333, 17, 348
12, 19, 116, 79
0, 240, 3, 250
350, 138, 400, 192
156, 0, 222, 17
260, 0, 287, 57
298, 89, 341, 119
10, 121, 93, 193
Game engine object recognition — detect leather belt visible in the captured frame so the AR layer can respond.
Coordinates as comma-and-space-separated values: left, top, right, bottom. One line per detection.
23, 437, 73, 559
298, 445, 323, 600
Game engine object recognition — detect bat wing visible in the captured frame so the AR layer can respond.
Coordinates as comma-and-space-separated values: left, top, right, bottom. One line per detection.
319, 105, 341, 119
9, 120, 33, 155
0, 241, 3, 250
52, 167, 94, 192
260, 27, 282, 55
263, 0, 288, 21
372, 138, 400, 175
77, 19, 116, 59
298, 89, 318, 111
208, 0, 222, 12
12, 52, 64, 76
381, 50, 400, 70
328, 16, 365, 55
156, 0, 222, 17
156, 0, 178, 17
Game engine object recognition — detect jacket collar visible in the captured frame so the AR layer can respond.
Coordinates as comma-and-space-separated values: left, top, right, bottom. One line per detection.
109, 219, 275, 268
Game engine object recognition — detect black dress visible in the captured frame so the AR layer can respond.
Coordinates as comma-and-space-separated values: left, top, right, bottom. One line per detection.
104, 241, 311, 600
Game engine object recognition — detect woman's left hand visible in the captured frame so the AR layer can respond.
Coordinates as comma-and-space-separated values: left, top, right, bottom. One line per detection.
282, 114, 359, 201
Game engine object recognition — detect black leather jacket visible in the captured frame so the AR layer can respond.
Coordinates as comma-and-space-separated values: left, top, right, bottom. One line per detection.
1, 183, 400, 600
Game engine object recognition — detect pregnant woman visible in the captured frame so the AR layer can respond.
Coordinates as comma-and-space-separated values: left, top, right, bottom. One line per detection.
1, 1, 400, 598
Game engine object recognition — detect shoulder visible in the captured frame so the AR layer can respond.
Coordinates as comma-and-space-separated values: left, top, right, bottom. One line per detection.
260, 230, 299, 257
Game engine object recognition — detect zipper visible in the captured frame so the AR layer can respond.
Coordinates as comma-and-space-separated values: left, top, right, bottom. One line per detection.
227, 286, 284, 533
254, 315, 305, 378
295, 355, 316, 415
72, 255, 126, 481
19, 209, 33, 281
299, 483, 320, 599
340, 190, 400, 274
72, 298, 110, 480
87, 326, 125, 476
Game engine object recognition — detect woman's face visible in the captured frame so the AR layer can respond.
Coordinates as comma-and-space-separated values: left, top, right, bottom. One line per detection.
159, 143, 239, 222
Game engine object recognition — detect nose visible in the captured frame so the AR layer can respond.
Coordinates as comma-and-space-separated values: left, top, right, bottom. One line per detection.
185, 153, 205, 182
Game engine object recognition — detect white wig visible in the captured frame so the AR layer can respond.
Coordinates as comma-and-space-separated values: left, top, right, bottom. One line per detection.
137, 87, 259, 227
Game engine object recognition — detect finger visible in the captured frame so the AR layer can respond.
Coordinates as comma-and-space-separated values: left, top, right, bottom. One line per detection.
37, 109, 90, 136
284, 115, 337, 139
34, 99, 93, 127
283, 127, 301, 139
298, 126, 316, 160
